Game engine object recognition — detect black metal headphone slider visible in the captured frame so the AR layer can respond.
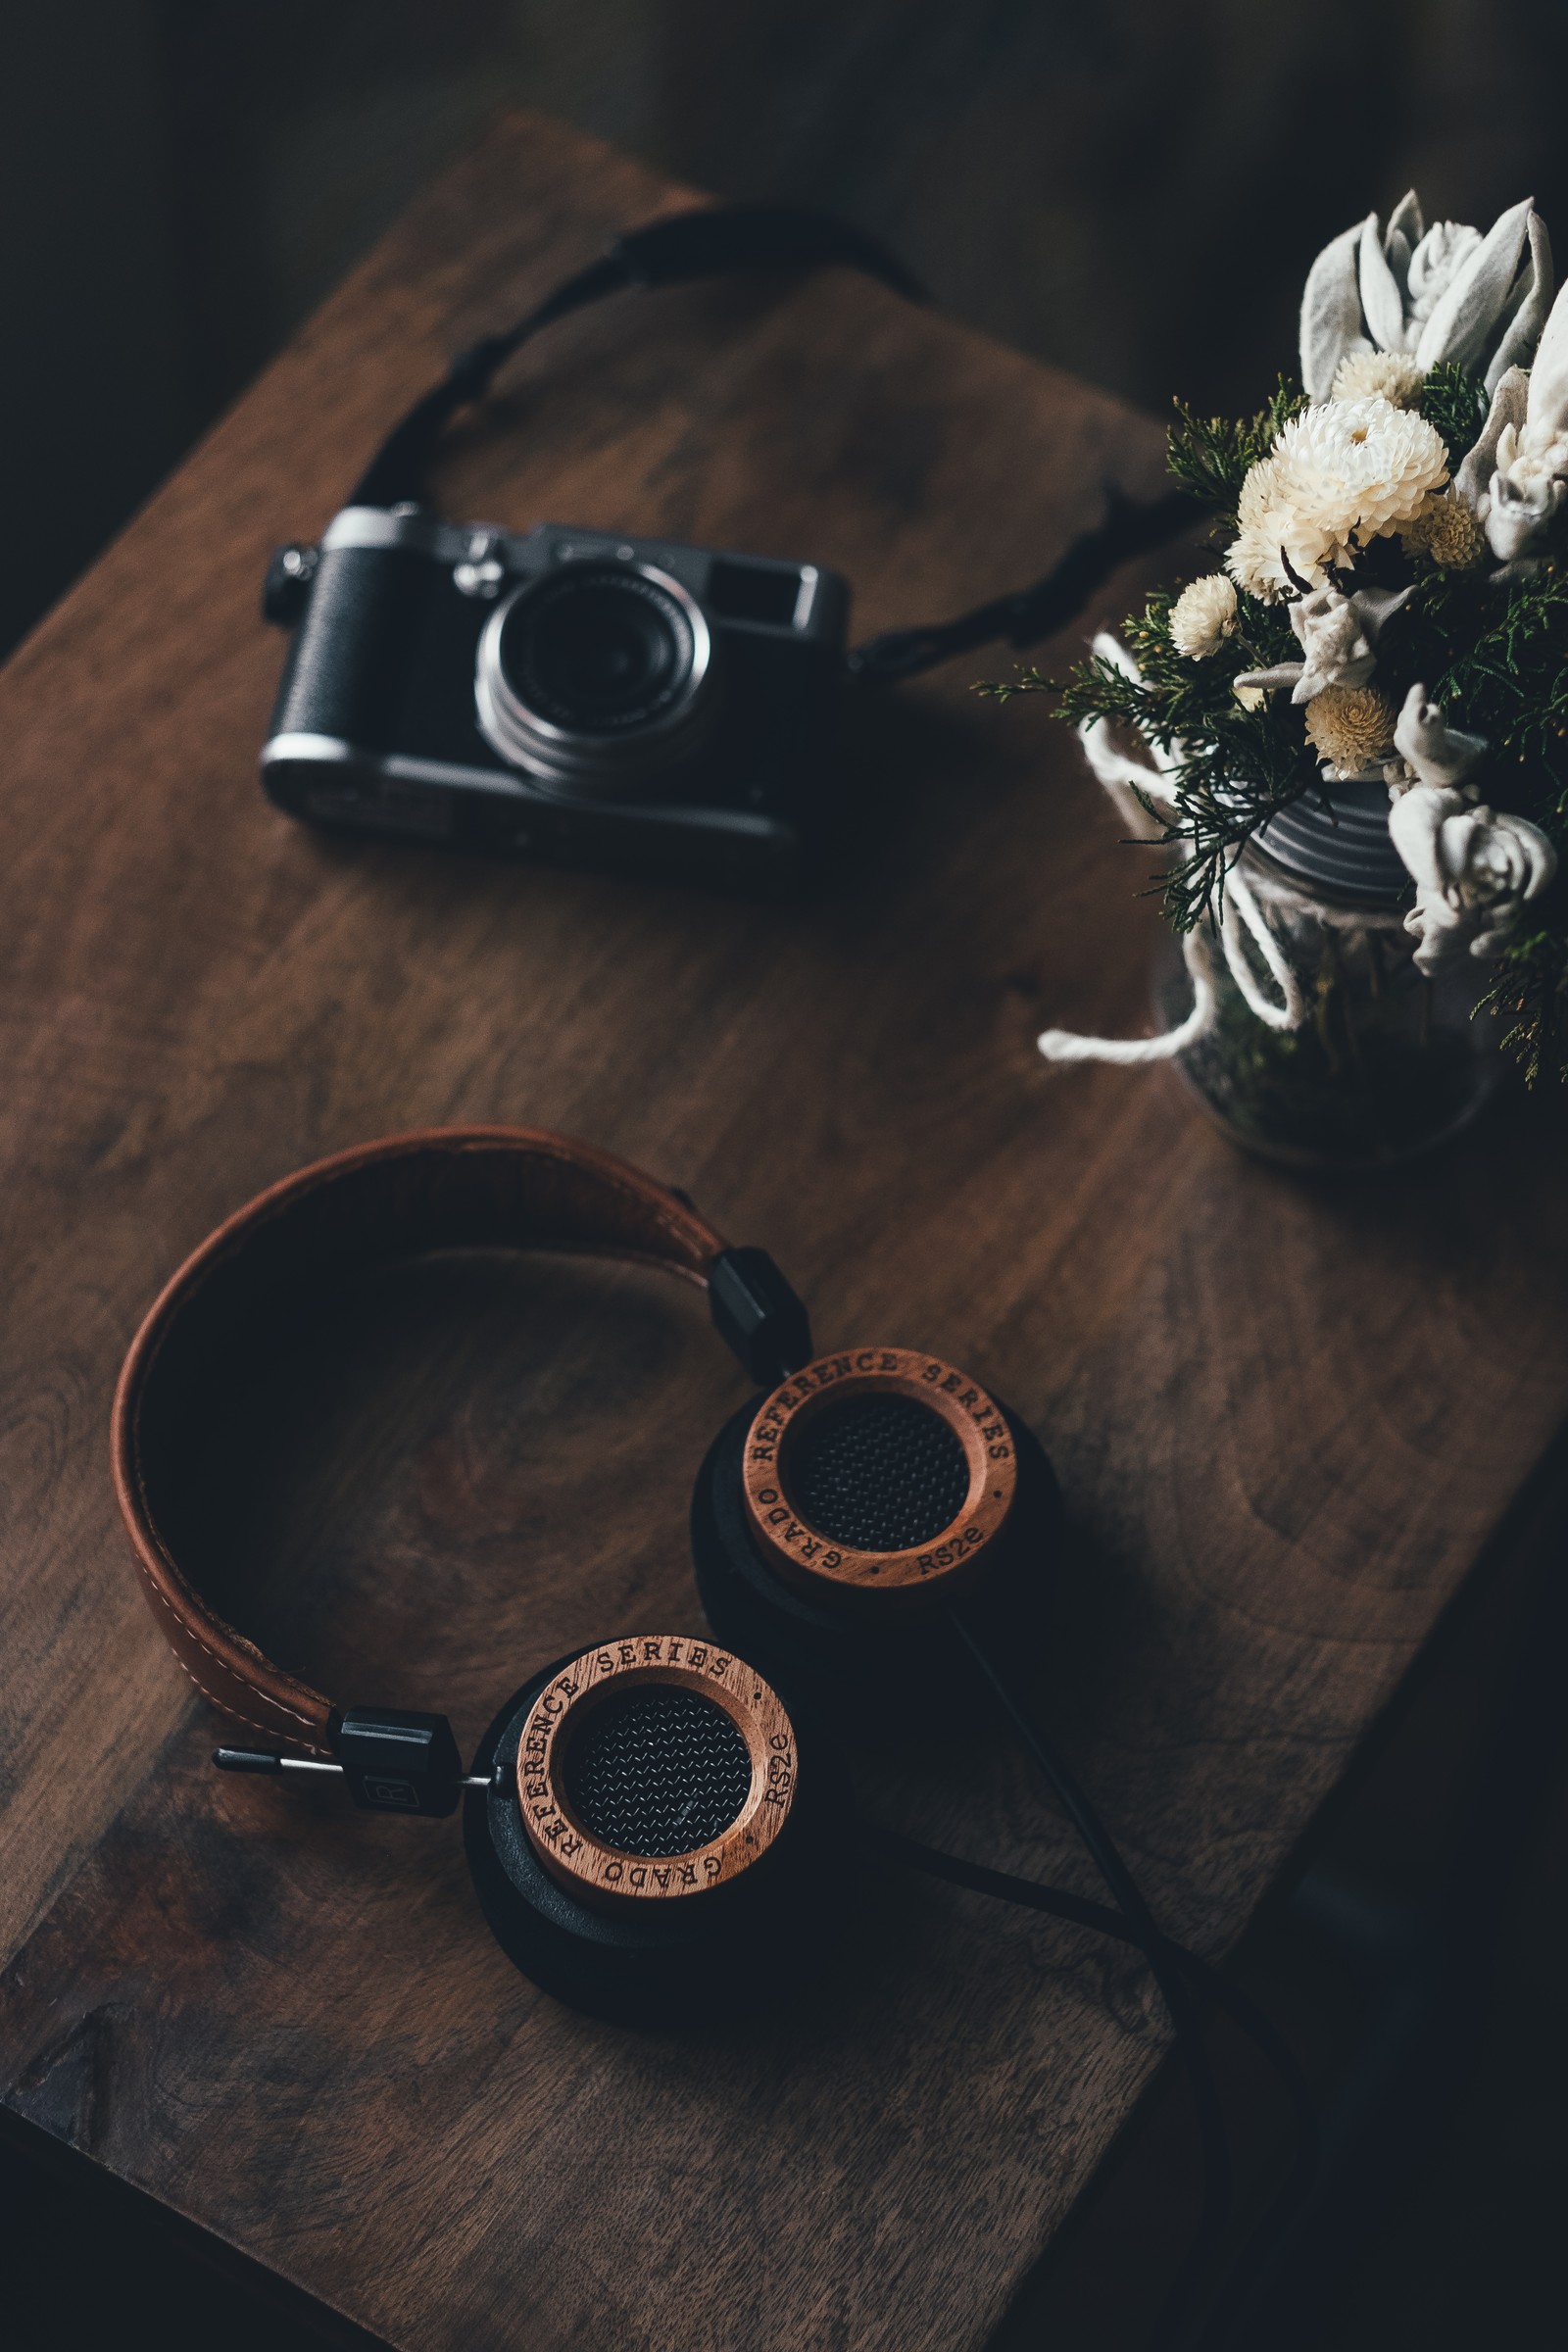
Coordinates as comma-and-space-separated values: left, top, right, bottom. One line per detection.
709, 1247, 812, 1386
214, 1746, 340, 1778
335, 1707, 467, 1818
213, 1740, 498, 1802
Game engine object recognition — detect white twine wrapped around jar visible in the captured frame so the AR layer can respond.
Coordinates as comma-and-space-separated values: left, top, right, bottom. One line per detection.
1039, 635, 1317, 1067
1039, 638, 1551, 1069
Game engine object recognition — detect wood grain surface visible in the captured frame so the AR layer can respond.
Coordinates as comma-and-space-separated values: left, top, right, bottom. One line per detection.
2, 108, 1567, 2352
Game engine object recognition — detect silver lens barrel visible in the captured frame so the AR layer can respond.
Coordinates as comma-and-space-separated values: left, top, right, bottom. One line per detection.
475, 561, 717, 800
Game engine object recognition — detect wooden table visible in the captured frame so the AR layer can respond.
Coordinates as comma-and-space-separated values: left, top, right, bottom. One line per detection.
3, 109, 1566, 2352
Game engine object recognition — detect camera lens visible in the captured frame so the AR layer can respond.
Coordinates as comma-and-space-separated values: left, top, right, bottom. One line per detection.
475, 560, 716, 797
507, 571, 689, 731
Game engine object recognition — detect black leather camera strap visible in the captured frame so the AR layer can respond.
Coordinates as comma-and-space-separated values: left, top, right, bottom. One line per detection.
347, 201, 1202, 683
350, 205, 926, 511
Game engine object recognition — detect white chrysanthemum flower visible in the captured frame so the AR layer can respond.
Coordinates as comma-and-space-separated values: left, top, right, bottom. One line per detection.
1228, 453, 1309, 601
1331, 350, 1426, 407
1227, 396, 1448, 598
1168, 573, 1238, 659
1278, 397, 1449, 550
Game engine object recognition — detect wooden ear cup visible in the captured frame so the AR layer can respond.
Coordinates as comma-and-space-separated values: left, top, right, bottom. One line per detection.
690, 1352, 1062, 1722
464, 1642, 834, 2023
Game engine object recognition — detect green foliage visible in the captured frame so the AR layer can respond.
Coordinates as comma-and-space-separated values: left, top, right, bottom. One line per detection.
984, 584, 1314, 930
1427, 567, 1568, 782
1416, 361, 1489, 466
986, 339, 1568, 1084
1387, 563, 1568, 829
1481, 926, 1568, 1086
1166, 377, 1308, 529
1162, 367, 1484, 532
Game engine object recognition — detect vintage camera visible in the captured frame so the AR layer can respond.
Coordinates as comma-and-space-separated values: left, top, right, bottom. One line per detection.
261, 508, 850, 892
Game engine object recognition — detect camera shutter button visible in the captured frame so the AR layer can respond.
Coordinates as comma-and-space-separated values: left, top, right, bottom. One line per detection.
262, 541, 319, 627
455, 526, 507, 599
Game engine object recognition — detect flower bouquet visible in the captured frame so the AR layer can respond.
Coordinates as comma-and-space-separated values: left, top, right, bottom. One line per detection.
997, 193, 1568, 1162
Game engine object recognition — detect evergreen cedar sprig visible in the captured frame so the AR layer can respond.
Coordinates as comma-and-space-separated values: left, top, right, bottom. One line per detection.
1486, 926, 1567, 1087
1413, 363, 1489, 467
980, 363, 1568, 1078
1164, 376, 1309, 530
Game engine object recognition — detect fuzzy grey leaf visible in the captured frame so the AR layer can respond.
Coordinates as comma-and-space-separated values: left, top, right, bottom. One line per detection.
1385, 226, 1412, 299
1351, 583, 1415, 639
1301, 219, 1370, 398
1454, 367, 1530, 508
1393, 682, 1488, 791
1385, 188, 1423, 257
1415, 195, 1534, 371
1359, 214, 1407, 350
1526, 273, 1568, 436
1486, 213, 1554, 390
1389, 782, 1461, 898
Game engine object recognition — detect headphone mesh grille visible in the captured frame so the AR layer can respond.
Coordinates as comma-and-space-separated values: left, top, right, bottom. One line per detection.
787, 1395, 969, 1550
564, 1686, 753, 1857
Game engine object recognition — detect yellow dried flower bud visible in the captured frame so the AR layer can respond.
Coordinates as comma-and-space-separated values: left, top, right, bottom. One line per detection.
1233, 681, 1266, 711
1399, 491, 1485, 569
1303, 683, 1398, 770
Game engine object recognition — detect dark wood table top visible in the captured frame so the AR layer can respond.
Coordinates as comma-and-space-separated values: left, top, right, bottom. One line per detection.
3, 109, 1567, 2352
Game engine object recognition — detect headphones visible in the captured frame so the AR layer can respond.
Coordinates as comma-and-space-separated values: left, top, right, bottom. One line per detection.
112, 1126, 1060, 2020
112, 1125, 1313, 2341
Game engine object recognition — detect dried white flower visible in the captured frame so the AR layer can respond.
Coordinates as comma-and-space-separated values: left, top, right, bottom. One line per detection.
1227, 398, 1447, 598
1488, 421, 1568, 561
1470, 280, 1568, 564
1280, 398, 1449, 545
1446, 287, 1568, 570
1227, 452, 1298, 602
1168, 574, 1238, 660
1388, 682, 1490, 799
1304, 683, 1398, 780
1331, 350, 1426, 407
1398, 490, 1486, 568
1233, 582, 1412, 704
1389, 785, 1556, 972
1300, 192, 1552, 399
1233, 681, 1267, 711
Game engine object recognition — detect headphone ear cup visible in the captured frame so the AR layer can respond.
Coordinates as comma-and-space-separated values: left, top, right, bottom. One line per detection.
691, 1396, 1062, 1725
464, 1652, 840, 2026
692, 1402, 899, 1711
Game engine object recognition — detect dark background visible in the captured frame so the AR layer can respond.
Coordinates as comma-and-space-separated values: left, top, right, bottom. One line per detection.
6, 1, 1568, 659
4, 6, 1567, 2345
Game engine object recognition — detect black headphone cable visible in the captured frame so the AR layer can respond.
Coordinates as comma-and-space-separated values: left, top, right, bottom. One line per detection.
947, 1605, 1230, 2341
868, 1821, 1317, 2348
942, 1602, 1317, 2347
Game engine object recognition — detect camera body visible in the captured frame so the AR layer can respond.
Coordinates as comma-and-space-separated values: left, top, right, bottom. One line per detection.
261, 508, 850, 892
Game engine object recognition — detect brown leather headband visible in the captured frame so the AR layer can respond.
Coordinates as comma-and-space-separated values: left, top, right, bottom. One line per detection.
112, 1127, 730, 1756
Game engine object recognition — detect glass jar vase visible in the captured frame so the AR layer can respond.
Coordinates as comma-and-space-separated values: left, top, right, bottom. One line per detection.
1157, 778, 1498, 1170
